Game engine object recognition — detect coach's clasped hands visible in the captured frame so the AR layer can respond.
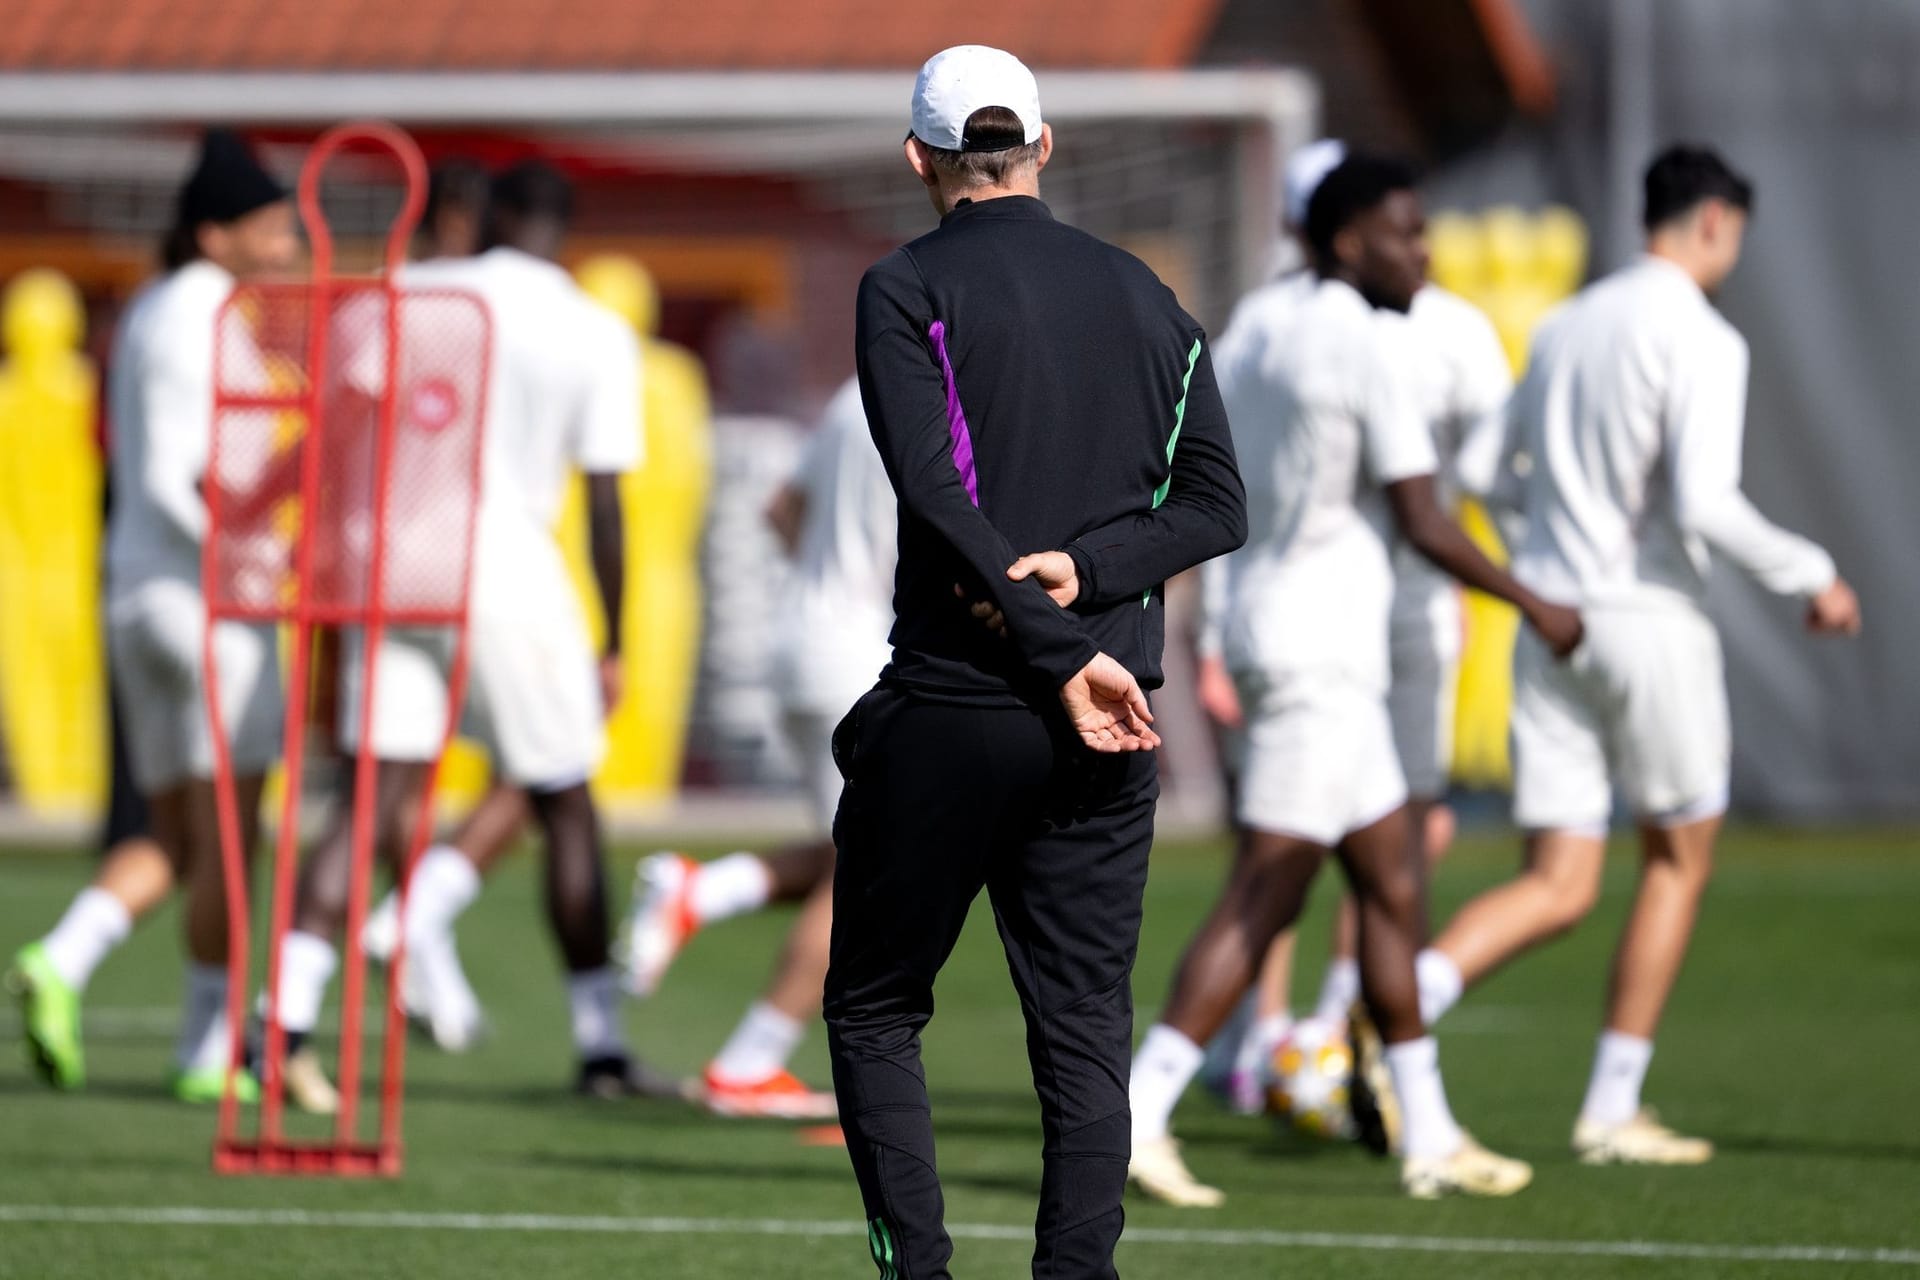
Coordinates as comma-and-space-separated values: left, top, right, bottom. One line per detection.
954, 551, 1156, 753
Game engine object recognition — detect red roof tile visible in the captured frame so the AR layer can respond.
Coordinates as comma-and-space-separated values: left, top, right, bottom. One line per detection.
0, 0, 1225, 71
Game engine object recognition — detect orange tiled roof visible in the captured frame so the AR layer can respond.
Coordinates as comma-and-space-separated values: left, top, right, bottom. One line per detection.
1, 0, 1225, 71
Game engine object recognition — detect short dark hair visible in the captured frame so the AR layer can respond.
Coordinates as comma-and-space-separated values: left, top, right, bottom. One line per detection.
424, 157, 490, 229
490, 159, 574, 226
1303, 151, 1419, 261
920, 106, 1043, 188
1642, 144, 1753, 231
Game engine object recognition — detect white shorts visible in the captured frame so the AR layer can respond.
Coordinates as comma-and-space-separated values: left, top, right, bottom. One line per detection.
1388, 621, 1461, 801
781, 705, 849, 834
107, 578, 282, 793
337, 626, 455, 765
337, 579, 604, 792
1511, 606, 1730, 833
1232, 668, 1408, 847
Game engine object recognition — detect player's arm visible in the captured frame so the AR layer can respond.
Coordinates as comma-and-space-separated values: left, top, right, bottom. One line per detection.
1666, 328, 1858, 632
856, 257, 1153, 750
1386, 475, 1579, 655
140, 340, 213, 544
575, 312, 645, 703
1053, 335, 1249, 607
1360, 326, 1582, 657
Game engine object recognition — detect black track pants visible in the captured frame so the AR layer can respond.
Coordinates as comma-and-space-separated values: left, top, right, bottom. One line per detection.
824, 685, 1159, 1280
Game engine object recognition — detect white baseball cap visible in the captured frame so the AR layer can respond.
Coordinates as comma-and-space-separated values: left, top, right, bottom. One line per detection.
911, 45, 1043, 152
1285, 138, 1347, 227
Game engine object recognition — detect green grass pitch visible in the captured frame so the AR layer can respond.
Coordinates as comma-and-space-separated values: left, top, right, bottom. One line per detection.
2, 827, 1917, 1278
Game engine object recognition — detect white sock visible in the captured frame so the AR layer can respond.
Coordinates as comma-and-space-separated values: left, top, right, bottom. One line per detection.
710, 1000, 806, 1082
404, 845, 482, 936
1311, 957, 1362, 1026
1130, 1024, 1205, 1144
273, 931, 338, 1036
1579, 1031, 1653, 1128
40, 888, 132, 990
1385, 1036, 1464, 1159
1416, 949, 1464, 1027
567, 967, 627, 1060
688, 853, 773, 925
1233, 1010, 1293, 1081
175, 964, 232, 1074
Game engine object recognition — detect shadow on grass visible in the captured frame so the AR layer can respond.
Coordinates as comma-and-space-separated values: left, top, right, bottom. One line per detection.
515, 1149, 1040, 1198
1710, 1132, 1920, 1162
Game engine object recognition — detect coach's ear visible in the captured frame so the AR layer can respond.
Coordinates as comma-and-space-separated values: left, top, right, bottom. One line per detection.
904, 136, 939, 190
1035, 123, 1054, 175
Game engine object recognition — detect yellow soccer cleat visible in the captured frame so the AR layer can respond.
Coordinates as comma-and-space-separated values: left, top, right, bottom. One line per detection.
1573, 1109, 1713, 1166
1402, 1133, 1534, 1200
1128, 1135, 1225, 1208
278, 1046, 341, 1117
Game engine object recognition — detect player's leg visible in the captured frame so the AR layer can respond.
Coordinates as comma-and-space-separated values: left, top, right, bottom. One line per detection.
989, 746, 1156, 1278
1335, 805, 1530, 1198
824, 689, 1010, 1280
171, 768, 268, 1104
1573, 608, 1727, 1165
1132, 672, 1355, 1204
378, 781, 527, 1051
1413, 627, 1611, 1027
702, 708, 844, 1116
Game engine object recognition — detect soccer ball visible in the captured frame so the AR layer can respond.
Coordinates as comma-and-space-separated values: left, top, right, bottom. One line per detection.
1266, 1019, 1357, 1141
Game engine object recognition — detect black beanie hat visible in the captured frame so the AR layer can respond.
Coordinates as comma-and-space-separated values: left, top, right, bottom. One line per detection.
176, 129, 287, 228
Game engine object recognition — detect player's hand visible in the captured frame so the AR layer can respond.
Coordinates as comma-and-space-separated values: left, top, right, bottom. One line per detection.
1007, 551, 1079, 609
1196, 653, 1243, 730
1524, 599, 1585, 660
598, 653, 625, 713
1806, 577, 1862, 635
1060, 652, 1160, 753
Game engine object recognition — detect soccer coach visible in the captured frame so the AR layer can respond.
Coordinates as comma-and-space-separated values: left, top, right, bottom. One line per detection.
824, 45, 1247, 1280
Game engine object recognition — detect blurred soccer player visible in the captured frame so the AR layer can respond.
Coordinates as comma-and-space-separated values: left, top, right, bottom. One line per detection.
1127, 152, 1580, 1206
7, 131, 296, 1101
625, 375, 889, 1119
1195, 140, 1513, 1112
1410, 145, 1860, 1164
265, 159, 665, 1107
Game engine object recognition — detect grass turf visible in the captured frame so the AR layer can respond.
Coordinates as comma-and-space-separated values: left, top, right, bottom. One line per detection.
1, 827, 1917, 1278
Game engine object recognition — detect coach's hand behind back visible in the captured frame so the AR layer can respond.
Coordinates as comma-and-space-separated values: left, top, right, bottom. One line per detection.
1061, 653, 1160, 753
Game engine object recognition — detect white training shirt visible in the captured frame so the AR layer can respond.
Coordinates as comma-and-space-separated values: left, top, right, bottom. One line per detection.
1384, 284, 1515, 641
401, 248, 643, 592
771, 376, 897, 715
104, 260, 233, 595
1492, 255, 1834, 611
1213, 275, 1437, 690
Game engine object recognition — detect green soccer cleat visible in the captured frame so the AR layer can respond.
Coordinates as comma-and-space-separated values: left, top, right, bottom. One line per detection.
7, 942, 85, 1090
169, 1065, 261, 1106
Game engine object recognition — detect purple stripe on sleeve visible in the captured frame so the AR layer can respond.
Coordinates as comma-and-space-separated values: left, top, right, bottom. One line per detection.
926, 320, 979, 507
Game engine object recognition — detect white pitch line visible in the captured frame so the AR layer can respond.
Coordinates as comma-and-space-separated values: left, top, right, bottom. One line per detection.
0, 1206, 1915, 1266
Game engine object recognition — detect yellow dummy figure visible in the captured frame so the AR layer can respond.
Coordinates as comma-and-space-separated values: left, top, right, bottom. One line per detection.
567, 256, 712, 809
0, 270, 105, 812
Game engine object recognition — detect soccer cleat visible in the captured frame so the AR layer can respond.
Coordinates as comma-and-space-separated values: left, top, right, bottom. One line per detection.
1402, 1133, 1534, 1200
702, 1066, 839, 1120
1128, 1135, 1225, 1208
278, 1046, 341, 1116
619, 854, 702, 997
576, 1053, 698, 1102
7, 943, 84, 1090
403, 936, 487, 1055
1573, 1109, 1714, 1166
170, 1065, 262, 1106
1345, 1004, 1402, 1157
